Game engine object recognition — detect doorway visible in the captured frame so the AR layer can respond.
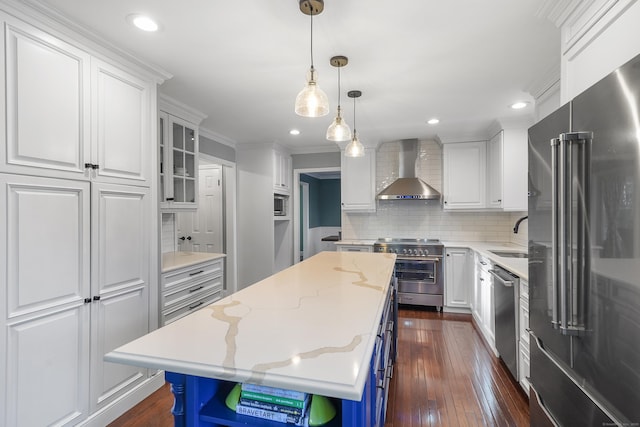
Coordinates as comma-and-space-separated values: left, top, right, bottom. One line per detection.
176, 153, 238, 295
293, 167, 341, 264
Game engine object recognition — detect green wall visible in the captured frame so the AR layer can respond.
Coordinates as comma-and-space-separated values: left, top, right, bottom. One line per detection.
300, 174, 341, 228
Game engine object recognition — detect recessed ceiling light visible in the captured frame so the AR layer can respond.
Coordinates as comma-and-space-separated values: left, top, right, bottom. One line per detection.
510, 101, 528, 110
127, 14, 159, 32
289, 129, 300, 136
427, 118, 440, 125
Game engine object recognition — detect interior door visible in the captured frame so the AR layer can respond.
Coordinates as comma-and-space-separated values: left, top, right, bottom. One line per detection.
177, 166, 223, 253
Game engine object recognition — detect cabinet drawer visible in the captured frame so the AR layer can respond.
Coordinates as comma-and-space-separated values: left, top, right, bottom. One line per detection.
163, 274, 223, 311
162, 259, 223, 292
163, 288, 223, 325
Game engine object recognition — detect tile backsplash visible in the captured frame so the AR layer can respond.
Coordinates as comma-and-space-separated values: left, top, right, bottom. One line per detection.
342, 139, 528, 246
162, 213, 177, 253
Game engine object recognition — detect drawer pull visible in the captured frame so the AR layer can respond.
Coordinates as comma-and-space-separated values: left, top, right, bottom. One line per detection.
189, 270, 205, 276
188, 301, 204, 310
189, 286, 204, 293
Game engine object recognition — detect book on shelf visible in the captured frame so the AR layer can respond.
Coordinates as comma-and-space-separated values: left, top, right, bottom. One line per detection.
241, 390, 309, 409
238, 397, 307, 416
240, 383, 308, 401
235, 403, 309, 426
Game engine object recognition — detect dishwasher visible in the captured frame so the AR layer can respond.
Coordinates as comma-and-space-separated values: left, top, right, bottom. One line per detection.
490, 264, 519, 380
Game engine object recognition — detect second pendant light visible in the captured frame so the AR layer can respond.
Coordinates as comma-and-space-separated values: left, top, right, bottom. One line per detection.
326, 56, 351, 141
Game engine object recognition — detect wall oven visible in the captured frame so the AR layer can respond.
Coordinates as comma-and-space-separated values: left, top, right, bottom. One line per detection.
374, 238, 444, 310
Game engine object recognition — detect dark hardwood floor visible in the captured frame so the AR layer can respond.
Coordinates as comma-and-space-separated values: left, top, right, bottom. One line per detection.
109, 308, 529, 427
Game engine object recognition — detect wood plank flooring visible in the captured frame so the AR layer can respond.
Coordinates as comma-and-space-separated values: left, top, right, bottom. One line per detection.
109, 307, 529, 427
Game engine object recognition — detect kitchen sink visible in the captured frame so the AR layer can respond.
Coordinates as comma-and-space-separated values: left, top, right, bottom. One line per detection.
489, 250, 528, 259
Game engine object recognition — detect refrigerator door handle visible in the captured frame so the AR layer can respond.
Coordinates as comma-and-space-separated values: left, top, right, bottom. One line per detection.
550, 137, 561, 328
558, 132, 592, 335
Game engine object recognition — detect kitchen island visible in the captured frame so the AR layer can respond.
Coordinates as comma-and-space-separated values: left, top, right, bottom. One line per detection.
106, 251, 397, 426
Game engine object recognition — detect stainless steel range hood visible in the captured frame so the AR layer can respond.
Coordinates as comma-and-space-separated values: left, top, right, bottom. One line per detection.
376, 139, 441, 200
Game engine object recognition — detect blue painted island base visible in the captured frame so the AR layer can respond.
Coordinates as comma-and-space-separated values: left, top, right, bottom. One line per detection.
165, 363, 378, 427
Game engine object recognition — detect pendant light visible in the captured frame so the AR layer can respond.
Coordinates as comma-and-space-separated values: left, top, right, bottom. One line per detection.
345, 90, 365, 157
294, 0, 329, 118
326, 56, 351, 141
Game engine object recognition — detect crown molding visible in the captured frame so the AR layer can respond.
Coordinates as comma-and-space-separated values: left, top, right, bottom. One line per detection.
526, 62, 561, 100
159, 94, 207, 125
536, 0, 584, 27
199, 127, 236, 148
2, 0, 172, 83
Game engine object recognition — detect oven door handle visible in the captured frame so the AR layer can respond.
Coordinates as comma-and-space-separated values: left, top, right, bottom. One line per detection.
395, 256, 441, 262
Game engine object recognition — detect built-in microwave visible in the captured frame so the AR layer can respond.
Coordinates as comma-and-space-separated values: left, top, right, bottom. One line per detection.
274, 194, 288, 216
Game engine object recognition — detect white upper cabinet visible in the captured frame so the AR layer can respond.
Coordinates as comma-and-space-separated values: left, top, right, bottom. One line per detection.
442, 141, 486, 210
1, 15, 90, 179
91, 59, 151, 186
341, 147, 376, 212
273, 149, 291, 195
159, 96, 205, 211
487, 131, 503, 208
0, 14, 152, 187
486, 128, 528, 211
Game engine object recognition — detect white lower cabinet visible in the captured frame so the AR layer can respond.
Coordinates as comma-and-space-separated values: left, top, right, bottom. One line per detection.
0, 174, 152, 426
518, 279, 530, 396
444, 247, 471, 309
162, 258, 225, 325
472, 253, 496, 354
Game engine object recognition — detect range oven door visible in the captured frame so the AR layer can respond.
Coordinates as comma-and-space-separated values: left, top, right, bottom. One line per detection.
394, 257, 442, 294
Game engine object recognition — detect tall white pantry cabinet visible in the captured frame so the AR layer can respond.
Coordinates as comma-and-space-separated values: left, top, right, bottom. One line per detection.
0, 5, 165, 427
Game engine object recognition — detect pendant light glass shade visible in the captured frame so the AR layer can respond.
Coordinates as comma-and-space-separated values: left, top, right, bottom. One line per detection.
345, 89, 364, 157
326, 106, 351, 141
295, 66, 329, 117
345, 131, 365, 157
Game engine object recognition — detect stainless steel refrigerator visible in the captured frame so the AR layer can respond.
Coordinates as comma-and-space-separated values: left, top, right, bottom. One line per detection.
528, 52, 640, 426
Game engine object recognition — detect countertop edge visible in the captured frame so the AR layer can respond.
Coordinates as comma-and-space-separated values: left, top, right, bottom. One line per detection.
442, 241, 528, 280
162, 252, 227, 273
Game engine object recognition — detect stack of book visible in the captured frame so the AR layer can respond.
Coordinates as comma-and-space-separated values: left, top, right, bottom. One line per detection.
235, 383, 310, 426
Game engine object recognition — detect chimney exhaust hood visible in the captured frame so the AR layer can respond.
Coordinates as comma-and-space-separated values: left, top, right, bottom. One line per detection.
376, 139, 441, 200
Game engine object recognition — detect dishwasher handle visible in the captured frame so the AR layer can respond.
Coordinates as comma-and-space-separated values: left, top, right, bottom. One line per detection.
488, 269, 516, 287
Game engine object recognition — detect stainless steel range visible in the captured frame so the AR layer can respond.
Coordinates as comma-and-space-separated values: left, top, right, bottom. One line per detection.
373, 238, 444, 310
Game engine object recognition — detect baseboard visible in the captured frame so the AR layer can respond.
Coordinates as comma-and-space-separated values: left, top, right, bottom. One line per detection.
79, 371, 165, 427
442, 306, 472, 314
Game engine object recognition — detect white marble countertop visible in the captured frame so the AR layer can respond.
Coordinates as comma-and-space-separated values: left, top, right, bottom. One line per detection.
333, 240, 377, 246
106, 251, 396, 401
442, 241, 528, 280
162, 251, 226, 273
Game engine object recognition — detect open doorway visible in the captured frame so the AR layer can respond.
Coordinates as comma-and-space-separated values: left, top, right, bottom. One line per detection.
293, 167, 341, 263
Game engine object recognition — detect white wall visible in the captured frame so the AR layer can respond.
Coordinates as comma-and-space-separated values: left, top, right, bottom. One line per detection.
236, 146, 275, 288
342, 139, 527, 244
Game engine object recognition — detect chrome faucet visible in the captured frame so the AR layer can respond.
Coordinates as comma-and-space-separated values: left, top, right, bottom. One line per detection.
513, 216, 528, 234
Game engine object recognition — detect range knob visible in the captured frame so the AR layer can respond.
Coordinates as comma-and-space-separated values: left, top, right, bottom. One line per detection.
407, 249, 414, 255
402, 249, 408, 254
417, 249, 424, 256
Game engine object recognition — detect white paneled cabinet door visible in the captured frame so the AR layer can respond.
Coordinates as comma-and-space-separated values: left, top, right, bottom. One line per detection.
90, 183, 150, 412
1, 15, 91, 179
92, 59, 151, 187
444, 248, 470, 308
0, 174, 91, 427
487, 131, 503, 208
442, 141, 486, 209
341, 147, 376, 212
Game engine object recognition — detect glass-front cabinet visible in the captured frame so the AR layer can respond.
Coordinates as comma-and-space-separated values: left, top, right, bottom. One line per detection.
159, 111, 199, 211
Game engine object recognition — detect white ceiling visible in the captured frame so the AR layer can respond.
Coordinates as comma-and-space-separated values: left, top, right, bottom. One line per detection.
32, 0, 560, 153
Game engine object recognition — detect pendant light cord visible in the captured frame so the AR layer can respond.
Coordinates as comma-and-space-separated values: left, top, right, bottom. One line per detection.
310, 9, 314, 69
352, 94, 357, 135
337, 66, 341, 108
